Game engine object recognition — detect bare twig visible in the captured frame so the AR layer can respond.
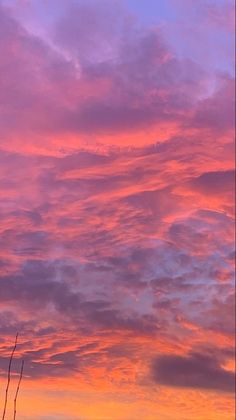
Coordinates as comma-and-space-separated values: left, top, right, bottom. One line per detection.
2, 333, 18, 420
13, 359, 24, 420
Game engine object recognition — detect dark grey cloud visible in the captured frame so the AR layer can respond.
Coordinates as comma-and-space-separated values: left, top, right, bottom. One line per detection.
152, 351, 235, 393
189, 169, 235, 196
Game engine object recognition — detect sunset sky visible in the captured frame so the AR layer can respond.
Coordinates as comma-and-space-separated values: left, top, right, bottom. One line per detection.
0, 0, 235, 419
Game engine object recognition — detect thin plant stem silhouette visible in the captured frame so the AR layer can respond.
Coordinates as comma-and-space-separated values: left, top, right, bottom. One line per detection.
13, 359, 24, 420
2, 333, 19, 420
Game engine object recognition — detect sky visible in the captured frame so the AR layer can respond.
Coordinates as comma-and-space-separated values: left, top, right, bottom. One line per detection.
0, 0, 235, 419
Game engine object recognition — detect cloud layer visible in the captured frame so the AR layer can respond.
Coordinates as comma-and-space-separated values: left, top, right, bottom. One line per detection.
0, 1, 235, 419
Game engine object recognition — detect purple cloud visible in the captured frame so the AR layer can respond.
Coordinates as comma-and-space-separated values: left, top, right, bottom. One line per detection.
152, 351, 235, 393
